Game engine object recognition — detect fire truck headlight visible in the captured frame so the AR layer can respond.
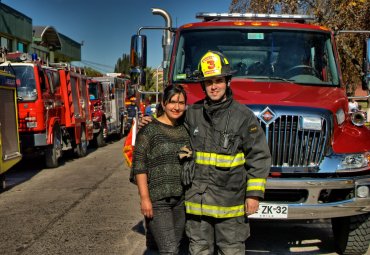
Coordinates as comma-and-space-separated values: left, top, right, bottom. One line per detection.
25, 116, 37, 128
26, 122, 37, 128
337, 153, 369, 171
336, 108, 345, 125
357, 185, 369, 198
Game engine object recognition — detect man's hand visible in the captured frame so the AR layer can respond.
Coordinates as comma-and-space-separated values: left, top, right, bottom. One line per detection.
245, 196, 260, 216
138, 115, 153, 129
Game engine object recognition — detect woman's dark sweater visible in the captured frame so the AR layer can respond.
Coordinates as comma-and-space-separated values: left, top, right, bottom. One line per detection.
132, 118, 189, 202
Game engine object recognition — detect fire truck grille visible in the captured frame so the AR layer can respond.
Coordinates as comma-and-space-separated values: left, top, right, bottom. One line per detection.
260, 115, 329, 168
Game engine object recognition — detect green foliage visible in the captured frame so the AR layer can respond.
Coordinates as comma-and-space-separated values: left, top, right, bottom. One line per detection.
114, 53, 130, 75
84, 66, 102, 77
143, 66, 164, 93
229, 0, 370, 94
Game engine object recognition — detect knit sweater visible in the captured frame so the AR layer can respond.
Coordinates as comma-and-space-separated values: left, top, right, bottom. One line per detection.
132, 118, 189, 202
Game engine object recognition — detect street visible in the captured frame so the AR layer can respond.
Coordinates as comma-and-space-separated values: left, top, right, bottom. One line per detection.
0, 138, 353, 255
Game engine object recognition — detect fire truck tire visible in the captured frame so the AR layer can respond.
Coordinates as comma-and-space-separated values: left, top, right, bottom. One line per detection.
332, 213, 370, 255
95, 127, 106, 147
115, 119, 124, 140
76, 127, 88, 157
45, 125, 62, 168
1, 174, 6, 190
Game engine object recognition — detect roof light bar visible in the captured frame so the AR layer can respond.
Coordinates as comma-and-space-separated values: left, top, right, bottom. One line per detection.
196, 12, 315, 22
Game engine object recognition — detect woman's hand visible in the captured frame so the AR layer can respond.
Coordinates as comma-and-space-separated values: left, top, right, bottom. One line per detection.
141, 198, 153, 218
136, 173, 153, 218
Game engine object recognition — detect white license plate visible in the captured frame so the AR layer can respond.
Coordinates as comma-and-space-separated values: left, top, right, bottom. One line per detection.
248, 203, 288, 219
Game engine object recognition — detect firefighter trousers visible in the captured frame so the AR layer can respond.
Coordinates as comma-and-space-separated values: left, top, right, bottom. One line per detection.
186, 214, 250, 255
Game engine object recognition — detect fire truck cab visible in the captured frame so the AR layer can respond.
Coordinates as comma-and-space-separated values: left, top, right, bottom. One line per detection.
130, 9, 370, 254
0, 55, 93, 168
0, 69, 21, 189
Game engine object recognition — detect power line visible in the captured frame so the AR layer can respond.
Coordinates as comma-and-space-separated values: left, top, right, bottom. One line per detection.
81, 59, 115, 69
72, 60, 114, 73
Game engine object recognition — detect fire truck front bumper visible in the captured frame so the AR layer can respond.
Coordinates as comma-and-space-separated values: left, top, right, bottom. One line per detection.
20, 133, 48, 149
249, 176, 370, 220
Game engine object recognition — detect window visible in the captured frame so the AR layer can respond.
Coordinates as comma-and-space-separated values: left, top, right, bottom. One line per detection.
17, 42, 26, 52
172, 29, 340, 86
1, 37, 12, 51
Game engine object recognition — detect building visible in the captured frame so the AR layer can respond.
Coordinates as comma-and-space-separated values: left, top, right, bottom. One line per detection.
0, 2, 81, 63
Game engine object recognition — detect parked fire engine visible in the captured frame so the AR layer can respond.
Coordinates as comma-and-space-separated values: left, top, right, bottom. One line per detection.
0, 69, 21, 189
130, 9, 370, 255
0, 54, 93, 168
88, 76, 128, 147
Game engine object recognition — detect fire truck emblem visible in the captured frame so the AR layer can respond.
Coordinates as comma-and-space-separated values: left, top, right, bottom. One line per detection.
259, 107, 276, 125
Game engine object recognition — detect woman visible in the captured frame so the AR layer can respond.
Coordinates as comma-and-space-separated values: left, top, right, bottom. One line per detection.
131, 85, 189, 254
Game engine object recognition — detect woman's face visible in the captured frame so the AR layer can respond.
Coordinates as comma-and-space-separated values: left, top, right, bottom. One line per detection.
162, 93, 186, 121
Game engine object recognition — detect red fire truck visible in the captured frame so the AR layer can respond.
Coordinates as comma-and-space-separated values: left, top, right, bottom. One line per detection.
130, 9, 370, 254
0, 69, 22, 189
88, 75, 128, 147
0, 55, 93, 168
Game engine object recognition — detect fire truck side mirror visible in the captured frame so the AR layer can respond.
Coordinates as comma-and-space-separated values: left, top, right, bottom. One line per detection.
364, 38, 370, 90
130, 34, 147, 69
130, 68, 146, 87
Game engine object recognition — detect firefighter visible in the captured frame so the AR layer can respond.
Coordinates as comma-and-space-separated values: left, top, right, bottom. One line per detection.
182, 51, 271, 254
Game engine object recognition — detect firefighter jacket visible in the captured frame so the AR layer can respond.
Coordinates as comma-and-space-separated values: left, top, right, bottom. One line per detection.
184, 90, 271, 218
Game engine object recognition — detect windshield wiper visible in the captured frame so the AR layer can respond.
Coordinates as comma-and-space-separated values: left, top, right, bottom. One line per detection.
246, 76, 295, 84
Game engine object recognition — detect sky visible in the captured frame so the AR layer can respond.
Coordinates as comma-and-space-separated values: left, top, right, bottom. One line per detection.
3, 0, 232, 73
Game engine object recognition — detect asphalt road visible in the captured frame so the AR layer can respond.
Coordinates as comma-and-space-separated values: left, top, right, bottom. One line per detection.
0, 138, 366, 255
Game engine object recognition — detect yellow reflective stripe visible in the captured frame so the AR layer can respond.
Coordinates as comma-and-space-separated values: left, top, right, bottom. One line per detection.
185, 201, 245, 218
247, 178, 266, 192
195, 152, 245, 168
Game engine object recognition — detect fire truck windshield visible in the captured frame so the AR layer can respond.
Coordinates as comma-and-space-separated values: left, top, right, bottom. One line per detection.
1, 66, 37, 101
88, 82, 99, 100
172, 29, 340, 86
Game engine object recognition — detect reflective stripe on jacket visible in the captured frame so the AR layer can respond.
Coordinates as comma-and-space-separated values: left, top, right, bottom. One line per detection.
195, 151, 245, 168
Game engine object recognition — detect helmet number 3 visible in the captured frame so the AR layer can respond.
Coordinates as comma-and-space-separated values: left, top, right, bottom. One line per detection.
207, 60, 215, 70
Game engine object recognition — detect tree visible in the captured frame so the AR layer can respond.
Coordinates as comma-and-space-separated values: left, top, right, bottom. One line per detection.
84, 66, 102, 77
229, 0, 370, 94
144, 67, 163, 93
114, 53, 130, 75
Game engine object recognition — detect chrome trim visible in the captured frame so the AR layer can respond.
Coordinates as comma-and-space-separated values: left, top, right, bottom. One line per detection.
259, 114, 329, 168
264, 176, 370, 219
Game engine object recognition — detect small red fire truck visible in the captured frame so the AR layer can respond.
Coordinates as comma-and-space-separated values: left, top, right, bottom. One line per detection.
0, 54, 93, 168
130, 9, 370, 254
88, 75, 128, 147
0, 68, 21, 189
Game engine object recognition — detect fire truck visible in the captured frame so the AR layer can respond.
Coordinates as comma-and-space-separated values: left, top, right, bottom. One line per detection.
130, 9, 370, 255
88, 76, 128, 147
0, 54, 93, 168
0, 69, 21, 189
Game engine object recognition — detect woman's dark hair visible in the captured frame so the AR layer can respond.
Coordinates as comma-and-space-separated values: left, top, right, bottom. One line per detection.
156, 84, 187, 117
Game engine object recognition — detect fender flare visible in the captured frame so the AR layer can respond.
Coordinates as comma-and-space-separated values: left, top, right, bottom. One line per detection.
47, 117, 61, 145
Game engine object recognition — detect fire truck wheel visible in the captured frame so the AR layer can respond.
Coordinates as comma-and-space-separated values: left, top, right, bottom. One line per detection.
332, 213, 370, 255
1, 174, 6, 191
76, 127, 88, 157
45, 125, 62, 168
117, 115, 125, 140
95, 127, 106, 147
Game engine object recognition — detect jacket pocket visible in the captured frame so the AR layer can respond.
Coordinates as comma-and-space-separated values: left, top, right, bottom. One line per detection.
214, 129, 242, 155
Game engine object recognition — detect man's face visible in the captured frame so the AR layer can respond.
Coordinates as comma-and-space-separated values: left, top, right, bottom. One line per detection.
204, 77, 227, 102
